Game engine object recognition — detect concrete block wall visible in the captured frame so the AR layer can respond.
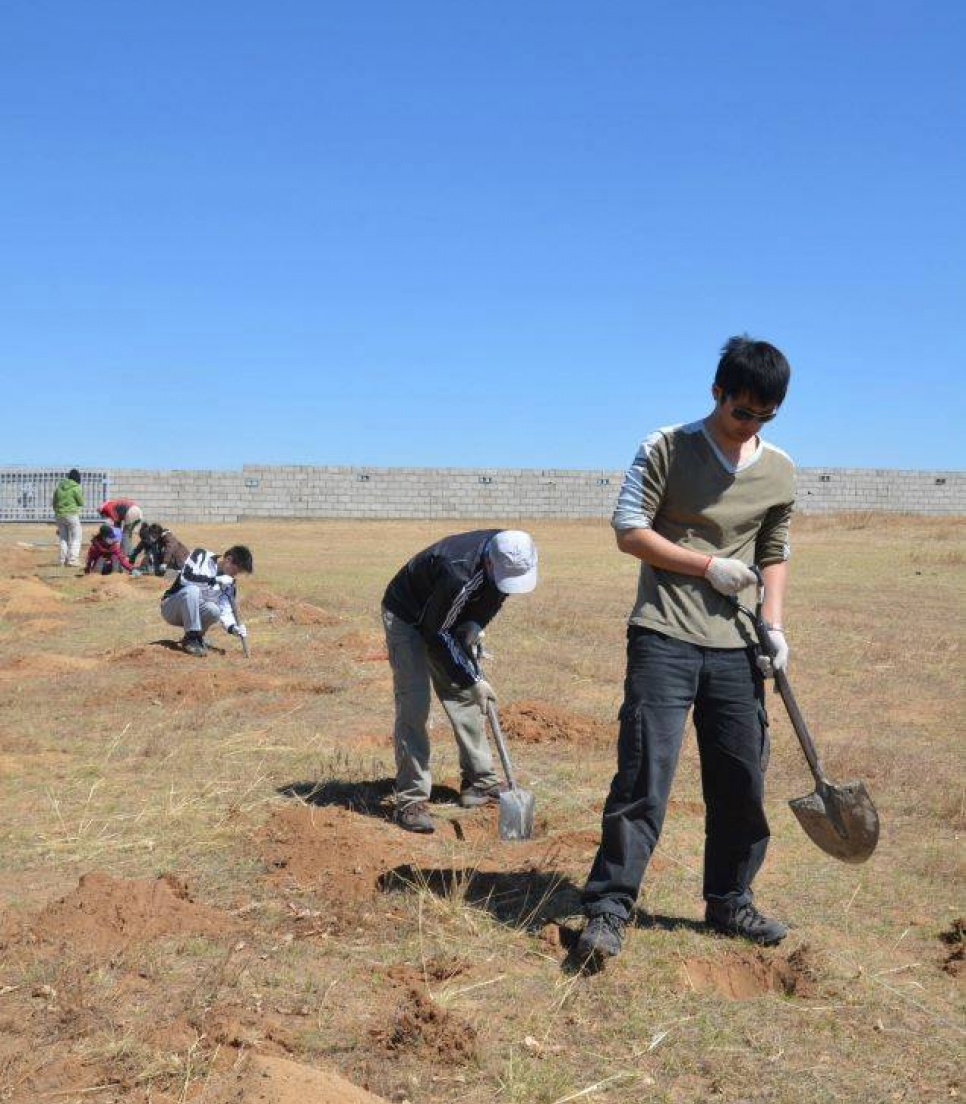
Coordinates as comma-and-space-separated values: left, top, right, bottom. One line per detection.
2, 465, 963, 522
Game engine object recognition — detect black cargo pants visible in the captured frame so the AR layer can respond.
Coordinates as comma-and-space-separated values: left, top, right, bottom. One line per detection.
582, 626, 770, 921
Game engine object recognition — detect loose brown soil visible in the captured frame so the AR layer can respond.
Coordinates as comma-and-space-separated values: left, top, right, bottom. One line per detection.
1, 518, 963, 1104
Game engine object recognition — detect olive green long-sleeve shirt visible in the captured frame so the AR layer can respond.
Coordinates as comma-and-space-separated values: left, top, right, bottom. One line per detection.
612, 420, 795, 649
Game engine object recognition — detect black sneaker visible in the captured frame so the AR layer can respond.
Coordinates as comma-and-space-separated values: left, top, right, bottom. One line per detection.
181, 633, 207, 658
395, 802, 435, 834
577, 913, 626, 960
459, 782, 506, 808
705, 900, 788, 946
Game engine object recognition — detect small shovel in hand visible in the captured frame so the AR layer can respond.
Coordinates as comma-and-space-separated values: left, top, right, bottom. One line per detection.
459, 622, 535, 841
484, 700, 536, 842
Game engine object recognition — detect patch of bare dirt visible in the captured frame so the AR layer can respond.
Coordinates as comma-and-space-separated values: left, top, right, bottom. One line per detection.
499, 700, 612, 744
76, 574, 157, 602
207, 1052, 392, 1104
16, 616, 69, 636
0, 578, 65, 617
939, 918, 964, 976
259, 805, 434, 905
680, 944, 820, 999
15, 871, 238, 953
0, 652, 99, 678
246, 589, 341, 626
374, 986, 477, 1064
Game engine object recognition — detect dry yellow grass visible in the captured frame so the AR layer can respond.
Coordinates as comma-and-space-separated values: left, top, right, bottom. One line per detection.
0, 515, 963, 1103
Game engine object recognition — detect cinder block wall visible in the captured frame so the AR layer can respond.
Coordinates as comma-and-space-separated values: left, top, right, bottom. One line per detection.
2, 465, 963, 522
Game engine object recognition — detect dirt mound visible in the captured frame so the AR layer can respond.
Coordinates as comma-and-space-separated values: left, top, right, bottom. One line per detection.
498, 700, 612, 745
77, 574, 156, 602
16, 616, 68, 635
259, 805, 434, 907
0, 652, 99, 678
680, 944, 819, 999
375, 987, 477, 1063
0, 577, 65, 617
247, 589, 341, 626
208, 1052, 391, 1104
26, 871, 237, 952
118, 663, 341, 709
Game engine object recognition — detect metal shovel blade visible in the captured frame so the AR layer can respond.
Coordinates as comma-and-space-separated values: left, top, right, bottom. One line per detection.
498, 787, 535, 842
789, 779, 879, 864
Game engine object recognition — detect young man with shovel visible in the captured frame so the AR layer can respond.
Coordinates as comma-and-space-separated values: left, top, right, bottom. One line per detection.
382, 529, 538, 834
578, 335, 795, 963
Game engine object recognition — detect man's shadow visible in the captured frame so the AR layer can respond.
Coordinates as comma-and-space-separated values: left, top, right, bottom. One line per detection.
379, 862, 585, 934
277, 778, 463, 822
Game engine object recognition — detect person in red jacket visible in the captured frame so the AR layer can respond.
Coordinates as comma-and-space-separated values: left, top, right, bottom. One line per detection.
84, 523, 134, 575
98, 498, 144, 557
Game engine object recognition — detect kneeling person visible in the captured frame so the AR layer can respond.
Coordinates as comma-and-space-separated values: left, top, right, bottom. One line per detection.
160, 545, 253, 656
382, 529, 538, 834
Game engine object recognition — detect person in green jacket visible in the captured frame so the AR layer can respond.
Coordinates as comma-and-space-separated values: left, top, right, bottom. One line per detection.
52, 469, 84, 567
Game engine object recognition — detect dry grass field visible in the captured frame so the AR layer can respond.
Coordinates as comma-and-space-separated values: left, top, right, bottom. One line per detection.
0, 515, 963, 1103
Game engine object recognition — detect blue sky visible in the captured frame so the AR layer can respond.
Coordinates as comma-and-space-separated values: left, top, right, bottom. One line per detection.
3, 1, 963, 472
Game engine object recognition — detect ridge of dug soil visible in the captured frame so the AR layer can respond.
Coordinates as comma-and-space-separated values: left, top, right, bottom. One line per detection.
19, 871, 238, 952
208, 1052, 392, 1104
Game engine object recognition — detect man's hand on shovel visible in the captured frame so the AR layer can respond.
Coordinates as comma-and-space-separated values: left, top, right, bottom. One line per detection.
470, 678, 497, 713
756, 626, 789, 677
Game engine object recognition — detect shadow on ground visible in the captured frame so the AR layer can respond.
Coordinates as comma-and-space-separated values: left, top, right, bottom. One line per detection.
278, 778, 463, 819
379, 863, 583, 930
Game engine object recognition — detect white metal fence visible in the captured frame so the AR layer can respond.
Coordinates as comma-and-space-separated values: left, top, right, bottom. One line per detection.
0, 470, 109, 522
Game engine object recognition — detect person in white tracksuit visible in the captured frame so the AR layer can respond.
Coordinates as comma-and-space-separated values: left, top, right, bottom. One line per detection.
160, 545, 253, 656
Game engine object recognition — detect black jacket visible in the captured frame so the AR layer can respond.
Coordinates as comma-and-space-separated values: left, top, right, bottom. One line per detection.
383, 529, 505, 688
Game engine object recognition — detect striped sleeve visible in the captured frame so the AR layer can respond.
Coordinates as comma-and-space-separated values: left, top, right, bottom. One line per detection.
611, 429, 671, 532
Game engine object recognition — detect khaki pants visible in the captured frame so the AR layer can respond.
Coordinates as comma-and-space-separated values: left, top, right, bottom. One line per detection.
382, 606, 498, 808
56, 515, 83, 566
121, 506, 143, 558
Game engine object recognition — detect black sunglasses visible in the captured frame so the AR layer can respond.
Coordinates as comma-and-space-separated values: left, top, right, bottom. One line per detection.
730, 403, 778, 423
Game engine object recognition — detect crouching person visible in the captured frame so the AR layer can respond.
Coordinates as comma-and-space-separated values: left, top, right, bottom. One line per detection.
131, 523, 190, 577
160, 545, 253, 656
85, 523, 134, 575
382, 529, 538, 834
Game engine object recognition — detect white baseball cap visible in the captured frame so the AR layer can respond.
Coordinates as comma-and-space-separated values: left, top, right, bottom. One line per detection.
487, 531, 538, 594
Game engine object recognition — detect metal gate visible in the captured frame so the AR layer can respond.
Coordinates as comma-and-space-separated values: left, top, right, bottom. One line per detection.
0, 470, 109, 522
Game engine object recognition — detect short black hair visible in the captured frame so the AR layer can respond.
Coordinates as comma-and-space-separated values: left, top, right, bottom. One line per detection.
224, 545, 254, 573
68, 468, 81, 482
714, 335, 791, 407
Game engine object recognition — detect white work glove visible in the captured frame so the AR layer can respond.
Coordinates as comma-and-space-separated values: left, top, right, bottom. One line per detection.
704, 556, 758, 596
469, 678, 497, 713
756, 627, 789, 677
229, 622, 248, 639
215, 574, 234, 590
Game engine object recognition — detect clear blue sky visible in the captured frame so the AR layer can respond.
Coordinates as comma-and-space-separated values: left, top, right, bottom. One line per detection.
3, 1, 964, 472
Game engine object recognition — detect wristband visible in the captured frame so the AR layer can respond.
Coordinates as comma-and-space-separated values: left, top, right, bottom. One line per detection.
701, 555, 713, 573
764, 623, 785, 633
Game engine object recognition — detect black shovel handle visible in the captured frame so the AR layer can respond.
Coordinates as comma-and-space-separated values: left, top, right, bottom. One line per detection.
747, 568, 828, 787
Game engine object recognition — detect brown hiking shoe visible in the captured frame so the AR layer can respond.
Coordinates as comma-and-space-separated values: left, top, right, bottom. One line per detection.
395, 802, 435, 834
459, 782, 507, 808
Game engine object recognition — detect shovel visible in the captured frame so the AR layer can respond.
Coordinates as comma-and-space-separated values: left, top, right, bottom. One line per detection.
484, 700, 536, 842
738, 570, 879, 864
459, 623, 534, 841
